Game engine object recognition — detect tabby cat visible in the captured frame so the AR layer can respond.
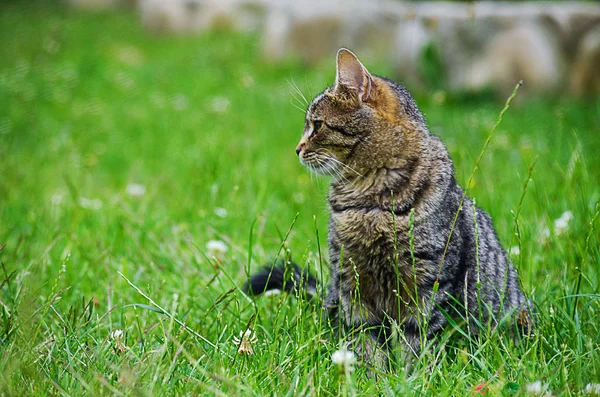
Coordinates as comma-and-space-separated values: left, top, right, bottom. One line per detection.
246, 49, 532, 366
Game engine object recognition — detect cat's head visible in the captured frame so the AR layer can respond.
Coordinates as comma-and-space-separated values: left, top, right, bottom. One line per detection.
296, 49, 427, 178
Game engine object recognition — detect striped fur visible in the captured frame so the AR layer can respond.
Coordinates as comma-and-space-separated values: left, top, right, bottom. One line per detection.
248, 48, 532, 367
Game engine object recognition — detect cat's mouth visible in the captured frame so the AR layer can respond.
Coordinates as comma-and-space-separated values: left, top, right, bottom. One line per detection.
299, 152, 333, 176
300, 150, 364, 182
300, 150, 352, 180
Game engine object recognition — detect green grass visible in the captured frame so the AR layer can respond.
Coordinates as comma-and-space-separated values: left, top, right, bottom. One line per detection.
1, 3, 599, 396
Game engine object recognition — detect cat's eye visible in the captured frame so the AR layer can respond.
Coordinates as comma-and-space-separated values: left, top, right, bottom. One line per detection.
313, 120, 323, 132
310, 120, 323, 138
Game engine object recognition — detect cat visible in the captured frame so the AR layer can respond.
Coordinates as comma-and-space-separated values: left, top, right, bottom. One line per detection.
245, 48, 532, 367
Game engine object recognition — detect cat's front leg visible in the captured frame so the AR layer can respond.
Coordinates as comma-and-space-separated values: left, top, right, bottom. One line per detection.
324, 280, 391, 369
347, 319, 392, 370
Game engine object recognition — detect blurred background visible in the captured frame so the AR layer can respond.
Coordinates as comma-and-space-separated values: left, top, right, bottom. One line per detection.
73, 0, 600, 97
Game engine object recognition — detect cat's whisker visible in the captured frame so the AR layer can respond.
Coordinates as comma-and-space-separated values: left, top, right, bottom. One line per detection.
288, 82, 308, 109
315, 154, 344, 181
288, 78, 309, 106
313, 156, 334, 179
287, 80, 308, 112
325, 161, 348, 184
307, 162, 315, 182
290, 99, 305, 113
316, 148, 355, 174
326, 156, 363, 179
323, 161, 337, 180
290, 89, 306, 109
318, 156, 352, 186
315, 149, 363, 179
313, 156, 328, 176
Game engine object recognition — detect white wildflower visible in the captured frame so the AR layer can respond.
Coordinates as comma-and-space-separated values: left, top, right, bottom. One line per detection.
110, 329, 126, 353
263, 289, 282, 297
51, 193, 64, 206
206, 240, 228, 257
538, 226, 550, 244
126, 183, 146, 197
214, 207, 227, 218
525, 380, 547, 394
210, 96, 230, 114
78, 197, 102, 210
331, 348, 356, 372
509, 246, 520, 256
585, 384, 600, 395
554, 211, 573, 236
110, 329, 124, 339
232, 329, 257, 355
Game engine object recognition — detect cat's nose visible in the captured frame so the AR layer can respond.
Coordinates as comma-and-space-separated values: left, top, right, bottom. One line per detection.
295, 145, 303, 156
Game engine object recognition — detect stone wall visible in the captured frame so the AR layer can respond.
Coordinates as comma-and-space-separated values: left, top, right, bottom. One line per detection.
71, 0, 600, 97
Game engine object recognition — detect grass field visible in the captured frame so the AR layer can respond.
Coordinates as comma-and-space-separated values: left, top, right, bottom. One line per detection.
1, 3, 599, 396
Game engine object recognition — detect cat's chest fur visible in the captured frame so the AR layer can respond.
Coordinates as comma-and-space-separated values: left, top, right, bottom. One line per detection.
328, 204, 420, 316
330, 207, 399, 251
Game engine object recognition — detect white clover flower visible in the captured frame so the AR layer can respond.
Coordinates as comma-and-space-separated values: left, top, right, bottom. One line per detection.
538, 226, 550, 244
233, 329, 257, 355
206, 240, 228, 256
110, 329, 124, 339
214, 207, 228, 218
126, 183, 146, 197
210, 96, 230, 114
51, 193, 64, 206
263, 289, 282, 297
525, 380, 547, 394
78, 197, 102, 210
331, 348, 356, 372
585, 384, 600, 395
110, 329, 126, 353
554, 211, 573, 236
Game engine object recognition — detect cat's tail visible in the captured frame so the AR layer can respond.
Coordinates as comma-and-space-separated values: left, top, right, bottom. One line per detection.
243, 261, 318, 298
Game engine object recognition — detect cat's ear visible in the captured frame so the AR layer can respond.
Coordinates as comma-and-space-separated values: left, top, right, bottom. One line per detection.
335, 48, 373, 101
